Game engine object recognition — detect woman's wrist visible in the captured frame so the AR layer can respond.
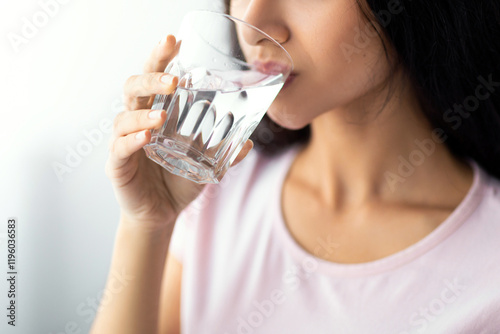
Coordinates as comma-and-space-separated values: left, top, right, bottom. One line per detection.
118, 212, 178, 239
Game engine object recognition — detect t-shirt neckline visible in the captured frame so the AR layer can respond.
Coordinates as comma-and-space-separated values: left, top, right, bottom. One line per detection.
273, 146, 487, 278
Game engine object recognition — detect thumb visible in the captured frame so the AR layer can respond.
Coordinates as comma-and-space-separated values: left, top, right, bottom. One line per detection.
231, 139, 254, 167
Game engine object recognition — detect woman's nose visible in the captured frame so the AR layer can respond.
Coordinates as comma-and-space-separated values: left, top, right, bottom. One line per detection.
240, 0, 290, 46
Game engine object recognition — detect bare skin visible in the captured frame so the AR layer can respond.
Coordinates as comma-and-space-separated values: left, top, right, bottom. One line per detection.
92, 0, 474, 333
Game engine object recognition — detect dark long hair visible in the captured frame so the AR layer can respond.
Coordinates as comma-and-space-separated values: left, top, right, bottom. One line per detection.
228, 0, 500, 178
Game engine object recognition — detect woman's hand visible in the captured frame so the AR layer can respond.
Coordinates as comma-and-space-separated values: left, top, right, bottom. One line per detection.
105, 35, 253, 229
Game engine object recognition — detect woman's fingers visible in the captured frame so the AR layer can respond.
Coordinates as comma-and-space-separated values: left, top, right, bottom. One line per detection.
123, 35, 180, 111
113, 109, 166, 139
108, 107, 166, 168
124, 73, 178, 98
143, 34, 180, 73
231, 140, 254, 167
107, 130, 151, 170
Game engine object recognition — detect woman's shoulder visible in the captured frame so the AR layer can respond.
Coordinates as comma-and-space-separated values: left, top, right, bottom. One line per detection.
221, 145, 300, 188
215, 145, 301, 201
170, 145, 302, 262
180, 144, 302, 221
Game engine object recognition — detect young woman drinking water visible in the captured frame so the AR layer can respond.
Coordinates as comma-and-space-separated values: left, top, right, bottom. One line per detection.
91, 0, 500, 333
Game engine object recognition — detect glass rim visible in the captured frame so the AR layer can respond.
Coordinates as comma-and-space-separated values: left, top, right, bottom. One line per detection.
184, 10, 294, 73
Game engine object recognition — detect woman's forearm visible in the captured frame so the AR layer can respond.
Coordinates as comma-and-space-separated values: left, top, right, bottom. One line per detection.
90, 216, 175, 334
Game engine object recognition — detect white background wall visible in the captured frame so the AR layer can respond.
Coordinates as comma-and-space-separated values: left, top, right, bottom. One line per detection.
0, 0, 221, 333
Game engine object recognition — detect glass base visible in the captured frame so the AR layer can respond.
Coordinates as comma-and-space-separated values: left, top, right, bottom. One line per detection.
143, 138, 223, 184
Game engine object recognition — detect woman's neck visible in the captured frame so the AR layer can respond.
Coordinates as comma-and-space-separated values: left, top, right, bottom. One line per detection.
293, 76, 473, 212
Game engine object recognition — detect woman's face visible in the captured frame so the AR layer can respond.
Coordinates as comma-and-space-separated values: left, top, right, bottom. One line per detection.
230, 0, 393, 130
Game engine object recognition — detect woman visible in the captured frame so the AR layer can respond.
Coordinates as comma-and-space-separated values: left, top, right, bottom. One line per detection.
91, 0, 500, 333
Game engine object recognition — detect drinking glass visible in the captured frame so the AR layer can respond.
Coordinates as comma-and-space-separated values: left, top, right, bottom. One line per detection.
144, 10, 293, 183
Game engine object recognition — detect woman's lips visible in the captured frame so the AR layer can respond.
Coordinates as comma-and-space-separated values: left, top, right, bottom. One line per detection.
251, 60, 296, 89
253, 60, 292, 76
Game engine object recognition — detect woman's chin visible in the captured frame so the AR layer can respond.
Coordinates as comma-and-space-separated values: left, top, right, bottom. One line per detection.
266, 108, 309, 130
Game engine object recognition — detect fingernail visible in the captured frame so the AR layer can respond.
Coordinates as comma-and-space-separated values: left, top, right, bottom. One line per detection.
136, 131, 146, 140
159, 35, 168, 45
148, 110, 163, 119
161, 75, 175, 85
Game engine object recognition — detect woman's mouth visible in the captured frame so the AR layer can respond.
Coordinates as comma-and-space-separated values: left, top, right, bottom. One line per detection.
251, 60, 296, 89
253, 60, 291, 75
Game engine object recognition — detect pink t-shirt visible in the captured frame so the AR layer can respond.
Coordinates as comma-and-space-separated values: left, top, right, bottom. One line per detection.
170, 144, 500, 334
